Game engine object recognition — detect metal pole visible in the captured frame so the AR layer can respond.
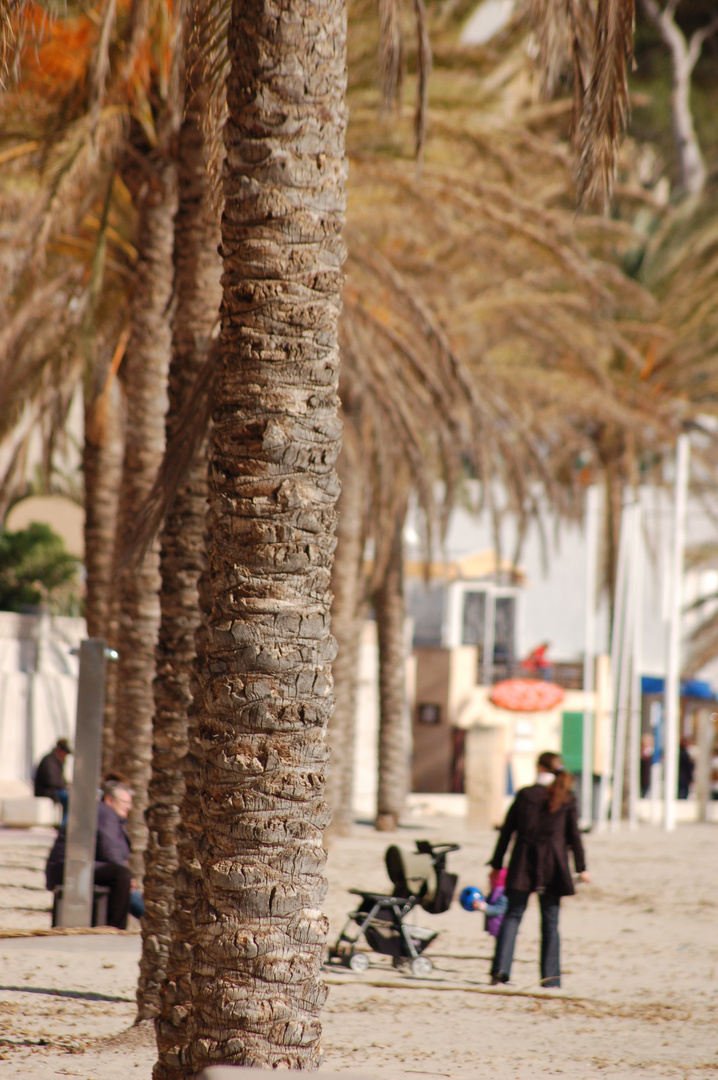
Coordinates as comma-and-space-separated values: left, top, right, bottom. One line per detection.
597, 499, 631, 830
582, 486, 599, 826
664, 434, 690, 832
611, 504, 637, 830
628, 503, 644, 829
59, 639, 107, 927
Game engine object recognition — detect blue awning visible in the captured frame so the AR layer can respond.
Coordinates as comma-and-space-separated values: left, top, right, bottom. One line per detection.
641, 676, 718, 701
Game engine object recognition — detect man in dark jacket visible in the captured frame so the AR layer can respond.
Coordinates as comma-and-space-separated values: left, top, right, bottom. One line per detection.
488, 751, 590, 988
45, 780, 143, 929
34, 738, 72, 825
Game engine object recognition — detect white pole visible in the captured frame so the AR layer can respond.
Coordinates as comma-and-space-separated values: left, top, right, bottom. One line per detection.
628, 503, 644, 829
581, 485, 600, 826
611, 503, 637, 831
664, 434, 691, 831
597, 499, 631, 830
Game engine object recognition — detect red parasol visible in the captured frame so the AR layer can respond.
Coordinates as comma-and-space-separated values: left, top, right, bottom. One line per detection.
490, 679, 565, 712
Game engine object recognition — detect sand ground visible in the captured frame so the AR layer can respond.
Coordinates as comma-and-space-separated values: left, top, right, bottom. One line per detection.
0, 816, 716, 1078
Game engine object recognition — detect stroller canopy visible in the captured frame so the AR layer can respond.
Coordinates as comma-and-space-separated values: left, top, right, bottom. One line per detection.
385, 843, 457, 914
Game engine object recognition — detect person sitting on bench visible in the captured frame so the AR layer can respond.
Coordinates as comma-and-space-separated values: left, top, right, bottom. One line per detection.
34, 738, 72, 827
45, 779, 144, 929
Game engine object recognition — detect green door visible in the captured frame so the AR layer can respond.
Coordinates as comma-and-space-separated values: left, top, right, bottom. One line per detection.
561, 712, 586, 774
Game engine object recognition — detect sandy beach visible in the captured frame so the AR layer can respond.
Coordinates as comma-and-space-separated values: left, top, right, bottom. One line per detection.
1, 816, 717, 1078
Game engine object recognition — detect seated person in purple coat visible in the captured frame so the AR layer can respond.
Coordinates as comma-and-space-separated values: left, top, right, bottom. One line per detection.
45, 779, 144, 929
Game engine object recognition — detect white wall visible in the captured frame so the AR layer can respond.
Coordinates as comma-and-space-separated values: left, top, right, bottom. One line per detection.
0, 611, 84, 787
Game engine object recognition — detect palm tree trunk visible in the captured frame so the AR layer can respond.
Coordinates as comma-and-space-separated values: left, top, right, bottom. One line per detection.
375, 504, 411, 831
153, 560, 208, 1079
137, 79, 221, 1021
325, 430, 366, 836
183, 0, 347, 1070
83, 376, 124, 641
86, 375, 124, 778
111, 163, 178, 881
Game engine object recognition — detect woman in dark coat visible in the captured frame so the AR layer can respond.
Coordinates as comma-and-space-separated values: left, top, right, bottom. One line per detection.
489, 750, 590, 988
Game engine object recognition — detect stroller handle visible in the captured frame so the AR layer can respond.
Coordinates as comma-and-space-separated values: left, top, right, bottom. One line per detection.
415, 841, 460, 856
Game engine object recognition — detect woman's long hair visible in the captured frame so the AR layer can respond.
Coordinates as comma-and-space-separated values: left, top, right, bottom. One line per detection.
546, 769, 574, 813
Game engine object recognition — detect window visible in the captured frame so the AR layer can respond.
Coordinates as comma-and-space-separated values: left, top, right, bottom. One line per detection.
461, 591, 486, 655
493, 596, 516, 666
417, 703, 442, 725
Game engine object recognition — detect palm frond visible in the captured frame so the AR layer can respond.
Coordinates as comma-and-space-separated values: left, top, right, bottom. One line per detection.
190, 0, 229, 220
378, 0, 403, 112
576, 0, 635, 209
412, 0, 431, 168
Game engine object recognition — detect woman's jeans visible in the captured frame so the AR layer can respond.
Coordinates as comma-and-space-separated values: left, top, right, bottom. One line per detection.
491, 889, 562, 987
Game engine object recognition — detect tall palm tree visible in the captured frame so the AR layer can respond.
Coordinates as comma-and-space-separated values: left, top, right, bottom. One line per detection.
136, 13, 222, 1019
324, 416, 369, 835
108, 16, 184, 869
153, 0, 348, 1070
374, 500, 411, 830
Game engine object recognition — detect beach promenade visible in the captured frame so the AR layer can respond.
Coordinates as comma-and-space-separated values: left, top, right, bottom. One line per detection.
0, 816, 716, 1078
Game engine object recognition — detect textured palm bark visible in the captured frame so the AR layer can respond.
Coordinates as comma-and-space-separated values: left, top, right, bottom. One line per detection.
325, 434, 366, 836
152, 562, 207, 1079
111, 165, 178, 881
83, 377, 124, 641
185, 0, 347, 1070
375, 507, 411, 831
137, 85, 222, 1022
85, 377, 124, 776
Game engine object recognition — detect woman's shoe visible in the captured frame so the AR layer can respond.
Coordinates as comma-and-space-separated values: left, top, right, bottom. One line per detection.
490, 972, 509, 985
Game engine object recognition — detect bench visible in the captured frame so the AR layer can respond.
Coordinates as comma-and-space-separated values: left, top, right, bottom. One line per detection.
51, 885, 111, 927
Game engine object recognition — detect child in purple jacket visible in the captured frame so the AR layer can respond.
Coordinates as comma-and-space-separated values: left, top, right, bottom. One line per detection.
473, 867, 508, 937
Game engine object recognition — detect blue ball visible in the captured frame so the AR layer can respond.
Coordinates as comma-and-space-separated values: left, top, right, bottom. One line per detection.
459, 885, 484, 911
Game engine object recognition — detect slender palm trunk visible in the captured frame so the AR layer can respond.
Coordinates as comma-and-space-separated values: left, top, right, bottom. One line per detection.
325, 431, 366, 835
83, 377, 124, 642
152, 561, 207, 1078
137, 81, 222, 1021
375, 505, 411, 831
111, 165, 178, 879
183, 0, 347, 1070
85, 375, 124, 777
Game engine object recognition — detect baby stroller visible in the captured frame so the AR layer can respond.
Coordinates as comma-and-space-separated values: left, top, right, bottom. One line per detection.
327, 840, 459, 977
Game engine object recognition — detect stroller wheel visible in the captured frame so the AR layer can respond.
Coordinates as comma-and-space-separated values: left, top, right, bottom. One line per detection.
348, 951, 370, 973
410, 955, 433, 978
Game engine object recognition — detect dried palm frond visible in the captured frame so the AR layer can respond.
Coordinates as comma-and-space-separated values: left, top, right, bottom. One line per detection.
576, 0, 635, 209
412, 0, 431, 166
189, 0, 228, 219
379, 0, 403, 112
521, 0, 594, 108
88, 0, 118, 118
